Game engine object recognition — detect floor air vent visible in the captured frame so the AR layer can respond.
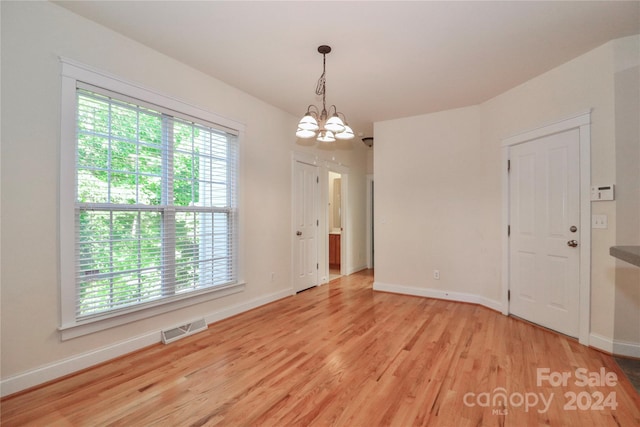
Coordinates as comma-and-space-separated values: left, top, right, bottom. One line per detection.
161, 318, 207, 344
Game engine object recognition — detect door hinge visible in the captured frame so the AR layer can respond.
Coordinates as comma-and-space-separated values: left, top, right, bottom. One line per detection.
317, 263, 319, 269
507, 160, 511, 172
508, 225, 510, 236
317, 219, 319, 226
317, 176, 319, 183
508, 290, 511, 301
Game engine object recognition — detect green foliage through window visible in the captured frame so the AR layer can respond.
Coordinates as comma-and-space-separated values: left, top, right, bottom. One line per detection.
75, 88, 238, 318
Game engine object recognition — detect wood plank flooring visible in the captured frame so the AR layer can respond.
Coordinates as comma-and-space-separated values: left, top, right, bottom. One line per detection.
2, 270, 639, 426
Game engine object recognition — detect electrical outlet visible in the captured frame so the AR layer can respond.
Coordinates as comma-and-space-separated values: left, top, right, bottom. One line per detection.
434, 270, 440, 280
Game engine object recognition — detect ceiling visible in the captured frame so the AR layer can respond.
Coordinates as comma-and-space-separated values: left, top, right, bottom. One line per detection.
54, 1, 640, 137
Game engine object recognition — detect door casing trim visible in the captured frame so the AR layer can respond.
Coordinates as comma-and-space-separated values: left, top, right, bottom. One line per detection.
291, 152, 320, 292
325, 162, 349, 278
291, 152, 352, 288
501, 111, 591, 345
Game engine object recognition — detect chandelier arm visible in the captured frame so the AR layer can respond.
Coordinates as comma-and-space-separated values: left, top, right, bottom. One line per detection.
336, 111, 349, 122
306, 104, 320, 117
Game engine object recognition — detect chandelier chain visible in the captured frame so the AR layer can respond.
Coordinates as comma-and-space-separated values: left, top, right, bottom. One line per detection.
315, 53, 327, 108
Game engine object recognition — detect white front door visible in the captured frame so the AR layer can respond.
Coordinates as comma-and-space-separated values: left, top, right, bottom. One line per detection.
509, 128, 580, 337
293, 160, 319, 292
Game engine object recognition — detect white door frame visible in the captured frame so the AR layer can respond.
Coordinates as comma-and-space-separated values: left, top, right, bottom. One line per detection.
292, 152, 320, 291
326, 161, 349, 277
291, 153, 351, 286
501, 111, 592, 345
366, 174, 374, 269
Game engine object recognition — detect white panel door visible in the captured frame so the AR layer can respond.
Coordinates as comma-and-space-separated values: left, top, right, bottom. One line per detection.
509, 129, 580, 337
293, 161, 319, 292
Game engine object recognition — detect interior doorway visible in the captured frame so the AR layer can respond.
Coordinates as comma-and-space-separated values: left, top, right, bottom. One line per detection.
366, 175, 374, 269
502, 111, 592, 345
328, 171, 343, 281
293, 159, 319, 292
508, 129, 580, 337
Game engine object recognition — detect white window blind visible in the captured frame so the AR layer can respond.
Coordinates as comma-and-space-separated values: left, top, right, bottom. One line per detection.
75, 86, 239, 320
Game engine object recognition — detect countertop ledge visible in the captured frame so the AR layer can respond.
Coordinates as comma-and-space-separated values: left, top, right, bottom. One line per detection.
610, 246, 640, 268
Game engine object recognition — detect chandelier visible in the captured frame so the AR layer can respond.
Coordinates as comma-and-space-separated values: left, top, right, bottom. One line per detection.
296, 45, 354, 142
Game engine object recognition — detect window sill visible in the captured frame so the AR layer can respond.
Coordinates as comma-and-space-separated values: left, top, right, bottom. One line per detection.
59, 282, 246, 340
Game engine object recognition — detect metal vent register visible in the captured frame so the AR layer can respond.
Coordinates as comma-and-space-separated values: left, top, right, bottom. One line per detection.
161, 318, 208, 344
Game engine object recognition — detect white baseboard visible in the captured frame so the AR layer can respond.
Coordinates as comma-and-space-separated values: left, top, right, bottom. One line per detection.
346, 264, 368, 276
203, 288, 293, 325
373, 281, 503, 313
373, 283, 640, 357
589, 333, 614, 353
589, 333, 640, 358
0, 287, 294, 397
614, 339, 640, 358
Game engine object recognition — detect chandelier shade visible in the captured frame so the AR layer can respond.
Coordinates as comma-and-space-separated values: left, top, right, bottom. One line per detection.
298, 113, 319, 131
324, 114, 345, 133
296, 128, 317, 139
335, 124, 354, 140
295, 45, 354, 143
317, 130, 336, 143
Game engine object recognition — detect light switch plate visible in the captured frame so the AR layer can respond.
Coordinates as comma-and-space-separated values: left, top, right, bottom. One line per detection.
592, 214, 608, 229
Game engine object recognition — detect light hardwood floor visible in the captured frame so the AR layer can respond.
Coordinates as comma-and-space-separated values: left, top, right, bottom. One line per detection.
2, 270, 639, 426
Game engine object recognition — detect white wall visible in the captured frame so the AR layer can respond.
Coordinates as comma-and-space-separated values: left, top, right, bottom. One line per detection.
374, 35, 640, 355
0, 1, 368, 395
374, 105, 501, 309
613, 37, 640, 350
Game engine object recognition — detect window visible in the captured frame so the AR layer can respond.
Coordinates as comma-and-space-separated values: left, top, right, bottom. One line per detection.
60, 61, 243, 337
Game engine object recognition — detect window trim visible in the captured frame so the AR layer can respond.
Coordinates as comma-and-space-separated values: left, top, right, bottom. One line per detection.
59, 58, 245, 340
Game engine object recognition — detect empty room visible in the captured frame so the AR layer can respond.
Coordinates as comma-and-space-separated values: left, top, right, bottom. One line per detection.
1, 1, 639, 426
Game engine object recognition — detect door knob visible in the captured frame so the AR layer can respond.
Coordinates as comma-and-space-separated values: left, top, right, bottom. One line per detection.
296, 231, 302, 236
567, 240, 578, 247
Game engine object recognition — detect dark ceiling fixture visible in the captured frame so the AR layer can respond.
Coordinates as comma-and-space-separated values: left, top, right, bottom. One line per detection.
296, 45, 354, 143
